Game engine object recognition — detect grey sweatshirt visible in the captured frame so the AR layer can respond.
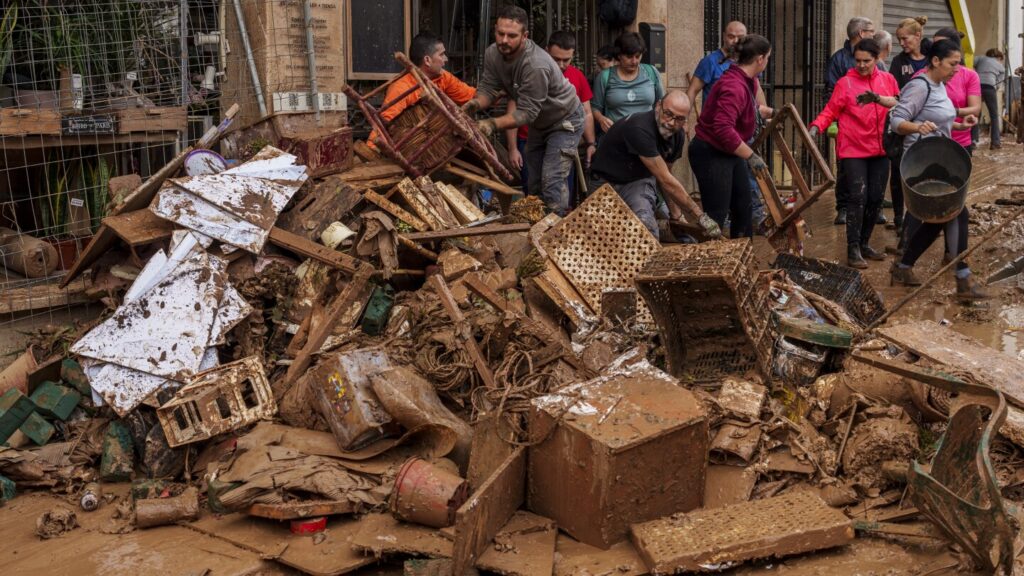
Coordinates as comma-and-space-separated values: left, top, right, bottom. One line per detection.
975, 56, 1006, 87
477, 39, 580, 132
890, 75, 955, 152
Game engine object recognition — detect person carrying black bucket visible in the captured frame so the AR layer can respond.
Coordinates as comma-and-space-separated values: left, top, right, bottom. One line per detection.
889, 39, 989, 300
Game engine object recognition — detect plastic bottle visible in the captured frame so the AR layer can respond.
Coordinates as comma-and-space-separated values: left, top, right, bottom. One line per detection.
80, 482, 101, 511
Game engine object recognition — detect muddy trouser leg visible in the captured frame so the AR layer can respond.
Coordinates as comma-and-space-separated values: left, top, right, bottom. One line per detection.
834, 158, 848, 214
983, 84, 1000, 146
943, 207, 971, 272
843, 158, 867, 247
688, 137, 733, 233
860, 156, 889, 246
890, 154, 904, 226
527, 104, 584, 216
610, 177, 659, 238
727, 157, 753, 238
900, 220, 943, 267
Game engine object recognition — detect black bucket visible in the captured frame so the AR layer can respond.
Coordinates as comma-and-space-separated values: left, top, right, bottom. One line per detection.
900, 136, 971, 224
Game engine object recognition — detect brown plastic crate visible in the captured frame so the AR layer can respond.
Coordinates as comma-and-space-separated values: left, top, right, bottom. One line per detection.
635, 240, 765, 382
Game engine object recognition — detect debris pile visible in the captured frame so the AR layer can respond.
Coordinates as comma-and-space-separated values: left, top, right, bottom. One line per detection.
2, 88, 1024, 576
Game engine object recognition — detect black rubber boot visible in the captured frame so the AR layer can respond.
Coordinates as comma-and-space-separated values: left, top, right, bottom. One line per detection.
956, 275, 993, 301
847, 245, 868, 269
890, 263, 922, 286
861, 245, 886, 261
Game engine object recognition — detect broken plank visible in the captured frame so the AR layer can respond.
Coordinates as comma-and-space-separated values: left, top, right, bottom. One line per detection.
103, 209, 176, 246
463, 273, 584, 374
876, 320, 1024, 408
279, 265, 375, 394
188, 512, 372, 576
268, 226, 360, 273
0, 276, 92, 315
337, 160, 405, 182
436, 181, 486, 224
247, 499, 355, 520
555, 536, 647, 576
402, 223, 531, 243
452, 445, 527, 575
417, 177, 461, 228
353, 140, 381, 162
630, 491, 853, 573
444, 164, 519, 197
351, 512, 454, 558
477, 512, 557, 576
395, 178, 447, 231
429, 275, 496, 389
363, 189, 429, 232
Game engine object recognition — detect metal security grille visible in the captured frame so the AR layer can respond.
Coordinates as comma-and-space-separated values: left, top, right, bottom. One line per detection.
765, 0, 831, 186
883, 0, 956, 45
704, 0, 722, 54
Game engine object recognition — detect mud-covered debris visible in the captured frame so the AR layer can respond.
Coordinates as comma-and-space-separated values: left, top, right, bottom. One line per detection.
35, 507, 78, 539
842, 417, 919, 490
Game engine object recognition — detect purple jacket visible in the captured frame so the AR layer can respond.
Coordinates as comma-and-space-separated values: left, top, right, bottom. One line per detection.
695, 65, 758, 153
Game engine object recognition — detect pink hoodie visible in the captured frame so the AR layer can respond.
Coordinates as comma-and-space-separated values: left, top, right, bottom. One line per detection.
809, 67, 899, 159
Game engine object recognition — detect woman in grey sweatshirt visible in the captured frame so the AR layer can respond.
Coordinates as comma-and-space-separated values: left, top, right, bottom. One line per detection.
889, 39, 989, 300
974, 49, 1006, 148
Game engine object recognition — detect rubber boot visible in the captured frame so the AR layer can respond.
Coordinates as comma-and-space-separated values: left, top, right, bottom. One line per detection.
834, 209, 847, 225
861, 245, 886, 261
956, 275, 993, 301
890, 263, 922, 286
847, 245, 868, 269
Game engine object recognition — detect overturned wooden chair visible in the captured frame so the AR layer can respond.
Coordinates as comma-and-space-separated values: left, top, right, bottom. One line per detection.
343, 53, 511, 183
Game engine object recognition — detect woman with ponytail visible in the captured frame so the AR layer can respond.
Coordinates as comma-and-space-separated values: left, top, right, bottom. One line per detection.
689, 34, 772, 238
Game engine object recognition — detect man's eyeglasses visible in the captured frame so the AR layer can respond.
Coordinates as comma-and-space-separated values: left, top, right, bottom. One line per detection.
660, 108, 687, 124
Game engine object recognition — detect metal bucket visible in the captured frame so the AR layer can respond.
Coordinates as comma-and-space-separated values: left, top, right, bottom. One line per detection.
900, 136, 971, 224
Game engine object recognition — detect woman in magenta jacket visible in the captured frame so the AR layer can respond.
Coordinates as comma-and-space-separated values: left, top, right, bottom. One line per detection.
808, 38, 899, 269
689, 34, 772, 238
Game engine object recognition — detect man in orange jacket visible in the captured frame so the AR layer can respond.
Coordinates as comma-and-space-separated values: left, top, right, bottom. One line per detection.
369, 32, 476, 147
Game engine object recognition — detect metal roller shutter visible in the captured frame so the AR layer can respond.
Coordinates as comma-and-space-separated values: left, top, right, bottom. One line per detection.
883, 0, 955, 39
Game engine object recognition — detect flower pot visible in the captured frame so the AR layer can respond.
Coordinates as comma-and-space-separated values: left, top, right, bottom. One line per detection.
47, 236, 89, 271
389, 457, 469, 528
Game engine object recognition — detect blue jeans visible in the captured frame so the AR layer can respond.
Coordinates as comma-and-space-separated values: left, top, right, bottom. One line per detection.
517, 138, 577, 199
525, 103, 585, 216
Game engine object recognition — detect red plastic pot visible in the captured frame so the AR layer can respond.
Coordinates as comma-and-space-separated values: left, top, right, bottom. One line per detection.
389, 457, 468, 528
290, 516, 327, 534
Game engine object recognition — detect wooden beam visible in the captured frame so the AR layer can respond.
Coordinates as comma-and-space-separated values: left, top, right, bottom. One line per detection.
0, 277, 92, 315
362, 190, 429, 232
444, 164, 519, 197
401, 222, 531, 243
429, 274, 496, 389
278, 265, 376, 395
452, 446, 527, 575
103, 209, 176, 246
268, 227, 361, 274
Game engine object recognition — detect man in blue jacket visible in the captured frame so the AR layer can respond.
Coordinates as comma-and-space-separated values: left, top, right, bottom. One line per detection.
824, 16, 876, 225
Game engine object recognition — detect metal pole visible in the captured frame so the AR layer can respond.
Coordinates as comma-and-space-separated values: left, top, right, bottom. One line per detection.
302, 0, 321, 124
180, 0, 188, 109
232, 0, 268, 117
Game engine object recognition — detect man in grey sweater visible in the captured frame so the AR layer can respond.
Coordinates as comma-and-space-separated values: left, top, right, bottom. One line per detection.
462, 5, 583, 216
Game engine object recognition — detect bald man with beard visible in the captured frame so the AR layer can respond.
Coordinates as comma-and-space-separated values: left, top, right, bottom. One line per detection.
590, 90, 721, 240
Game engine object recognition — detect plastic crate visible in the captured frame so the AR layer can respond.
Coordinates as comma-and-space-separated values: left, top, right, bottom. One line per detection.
772, 254, 886, 327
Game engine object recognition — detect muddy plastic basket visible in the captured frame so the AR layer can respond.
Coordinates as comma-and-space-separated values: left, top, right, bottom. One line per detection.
635, 240, 764, 383
772, 254, 885, 327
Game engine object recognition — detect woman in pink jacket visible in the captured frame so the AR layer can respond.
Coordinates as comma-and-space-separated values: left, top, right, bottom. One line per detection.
808, 38, 899, 269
